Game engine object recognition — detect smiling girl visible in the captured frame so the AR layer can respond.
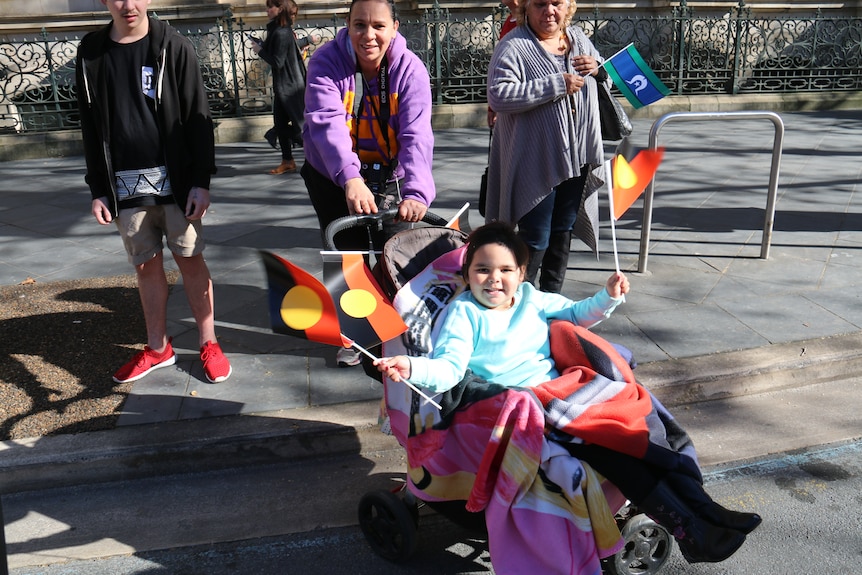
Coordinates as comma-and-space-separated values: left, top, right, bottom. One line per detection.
375, 221, 628, 392
376, 222, 760, 566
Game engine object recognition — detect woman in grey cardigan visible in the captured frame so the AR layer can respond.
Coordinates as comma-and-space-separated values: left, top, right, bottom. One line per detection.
486, 0, 607, 293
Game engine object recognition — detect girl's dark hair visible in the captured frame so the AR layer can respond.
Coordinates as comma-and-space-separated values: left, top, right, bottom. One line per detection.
349, 0, 398, 22
461, 221, 530, 278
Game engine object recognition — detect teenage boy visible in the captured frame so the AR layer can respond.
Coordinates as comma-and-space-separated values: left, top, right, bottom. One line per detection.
76, 0, 232, 384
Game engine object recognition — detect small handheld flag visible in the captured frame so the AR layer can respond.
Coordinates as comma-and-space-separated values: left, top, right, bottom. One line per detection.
446, 202, 471, 232
611, 147, 665, 221
605, 141, 665, 272
322, 252, 408, 349
602, 43, 671, 109
262, 251, 440, 410
260, 251, 348, 348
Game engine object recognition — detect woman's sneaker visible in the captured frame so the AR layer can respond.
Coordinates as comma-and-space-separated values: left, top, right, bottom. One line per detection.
201, 341, 232, 383
113, 341, 176, 383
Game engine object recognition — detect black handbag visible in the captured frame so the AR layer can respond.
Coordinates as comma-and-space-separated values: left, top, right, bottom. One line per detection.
478, 128, 492, 217
597, 82, 633, 141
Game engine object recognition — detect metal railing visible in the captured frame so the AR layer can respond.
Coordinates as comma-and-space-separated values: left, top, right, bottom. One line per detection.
637, 111, 785, 273
1, 0, 860, 134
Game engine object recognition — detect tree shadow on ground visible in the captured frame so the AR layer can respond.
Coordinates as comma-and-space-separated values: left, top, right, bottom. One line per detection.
0, 274, 177, 440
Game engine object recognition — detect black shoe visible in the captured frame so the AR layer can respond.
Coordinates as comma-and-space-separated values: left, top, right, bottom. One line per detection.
697, 502, 762, 535
639, 480, 747, 564
665, 471, 762, 535
264, 127, 280, 150
538, 230, 571, 293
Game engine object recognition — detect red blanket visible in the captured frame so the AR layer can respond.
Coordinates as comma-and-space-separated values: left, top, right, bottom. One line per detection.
535, 321, 700, 477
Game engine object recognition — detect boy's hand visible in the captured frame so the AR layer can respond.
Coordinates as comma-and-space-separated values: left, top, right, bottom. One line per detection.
185, 187, 211, 219
92, 196, 112, 224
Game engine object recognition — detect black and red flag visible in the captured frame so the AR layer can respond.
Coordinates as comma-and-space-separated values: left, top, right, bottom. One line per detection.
322, 252, 408, 349
611, 138, 665, 221
260, 251, 348, 348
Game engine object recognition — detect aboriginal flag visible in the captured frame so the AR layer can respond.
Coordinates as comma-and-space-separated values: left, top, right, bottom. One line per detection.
260, 251, 348, 348
322, 252, 408, 349
611, 141, 665, 220
446, 202, 472, 232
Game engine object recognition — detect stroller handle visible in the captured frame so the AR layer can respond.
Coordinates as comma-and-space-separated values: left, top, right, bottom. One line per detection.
323, 207, 450, 250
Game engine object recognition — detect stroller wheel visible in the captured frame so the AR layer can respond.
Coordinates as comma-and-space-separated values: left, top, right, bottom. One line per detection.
603, 513, 672, 575
357, 490, 418, 562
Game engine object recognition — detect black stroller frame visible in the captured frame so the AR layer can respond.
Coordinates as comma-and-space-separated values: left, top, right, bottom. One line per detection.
323, 209, 672, 575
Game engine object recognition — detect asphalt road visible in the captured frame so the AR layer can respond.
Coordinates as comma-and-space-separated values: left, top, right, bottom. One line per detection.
5, 437, 861, 575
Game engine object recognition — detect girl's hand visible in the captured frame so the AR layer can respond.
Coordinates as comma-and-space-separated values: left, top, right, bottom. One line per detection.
374, 356, 411, 382
606, 272, 630, 299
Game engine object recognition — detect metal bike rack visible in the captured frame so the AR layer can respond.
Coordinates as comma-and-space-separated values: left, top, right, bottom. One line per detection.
638, 111, 785, 273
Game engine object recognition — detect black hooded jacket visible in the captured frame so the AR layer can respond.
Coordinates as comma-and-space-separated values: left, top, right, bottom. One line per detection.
76, 17, 216, 217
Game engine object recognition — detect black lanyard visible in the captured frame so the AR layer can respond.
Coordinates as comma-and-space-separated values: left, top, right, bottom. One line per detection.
352, 57, 392, 162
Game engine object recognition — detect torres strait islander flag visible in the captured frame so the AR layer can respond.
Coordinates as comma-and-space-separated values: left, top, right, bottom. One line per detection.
603, 43, 671, 109
322, 252, 408, 349
260, 251, 348, 348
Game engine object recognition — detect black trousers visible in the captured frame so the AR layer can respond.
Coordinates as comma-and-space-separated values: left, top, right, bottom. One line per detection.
564, 442, 662, 503
301, 161, 408, 252
272, 102, 300, 161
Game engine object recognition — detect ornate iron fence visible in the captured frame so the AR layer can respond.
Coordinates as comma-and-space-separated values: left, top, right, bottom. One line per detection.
1, 0, 860, 134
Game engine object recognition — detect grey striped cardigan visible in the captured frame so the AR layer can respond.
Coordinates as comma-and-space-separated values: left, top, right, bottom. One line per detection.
486, 23, 607, 253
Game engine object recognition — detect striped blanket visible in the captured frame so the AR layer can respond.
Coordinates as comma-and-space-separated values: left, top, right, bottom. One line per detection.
539, 321, 701, 482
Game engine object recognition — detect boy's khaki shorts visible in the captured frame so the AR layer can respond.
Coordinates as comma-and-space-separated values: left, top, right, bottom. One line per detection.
115, 203, 204, 266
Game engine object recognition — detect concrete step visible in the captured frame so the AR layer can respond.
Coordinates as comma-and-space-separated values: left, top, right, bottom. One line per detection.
2, 333, 861, 495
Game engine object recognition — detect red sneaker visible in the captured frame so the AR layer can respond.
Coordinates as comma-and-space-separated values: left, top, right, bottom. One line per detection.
113, 341, 176, 383
201, 341, 232, 383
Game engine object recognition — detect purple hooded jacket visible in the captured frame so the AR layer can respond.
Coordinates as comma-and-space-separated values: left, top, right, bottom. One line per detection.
302, 27, 435, 206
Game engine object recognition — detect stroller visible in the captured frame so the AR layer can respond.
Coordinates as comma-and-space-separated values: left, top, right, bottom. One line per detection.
323, 209, 672, 575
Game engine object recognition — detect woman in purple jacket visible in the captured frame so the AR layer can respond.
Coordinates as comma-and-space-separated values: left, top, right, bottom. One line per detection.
301, 0, 435, 253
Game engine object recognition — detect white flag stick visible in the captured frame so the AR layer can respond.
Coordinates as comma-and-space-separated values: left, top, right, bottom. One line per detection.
599, 42, 634, 68
348, 337, 443, 411
605, 159, 621, 274
446, 202, 470, 228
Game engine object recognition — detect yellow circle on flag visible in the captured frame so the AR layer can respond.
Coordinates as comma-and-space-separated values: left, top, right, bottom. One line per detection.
340, 289, 377, 319
281, 285, 323, 330
614, 156, 638, 189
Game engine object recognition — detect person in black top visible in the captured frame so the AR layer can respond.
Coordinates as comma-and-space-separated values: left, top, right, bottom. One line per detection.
75, 0, 232, 384
252, 0, 309, 174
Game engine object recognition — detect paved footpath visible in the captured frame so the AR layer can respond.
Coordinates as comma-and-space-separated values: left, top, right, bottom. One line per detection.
1, 111, 860, 422
1, 111, 861, 569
